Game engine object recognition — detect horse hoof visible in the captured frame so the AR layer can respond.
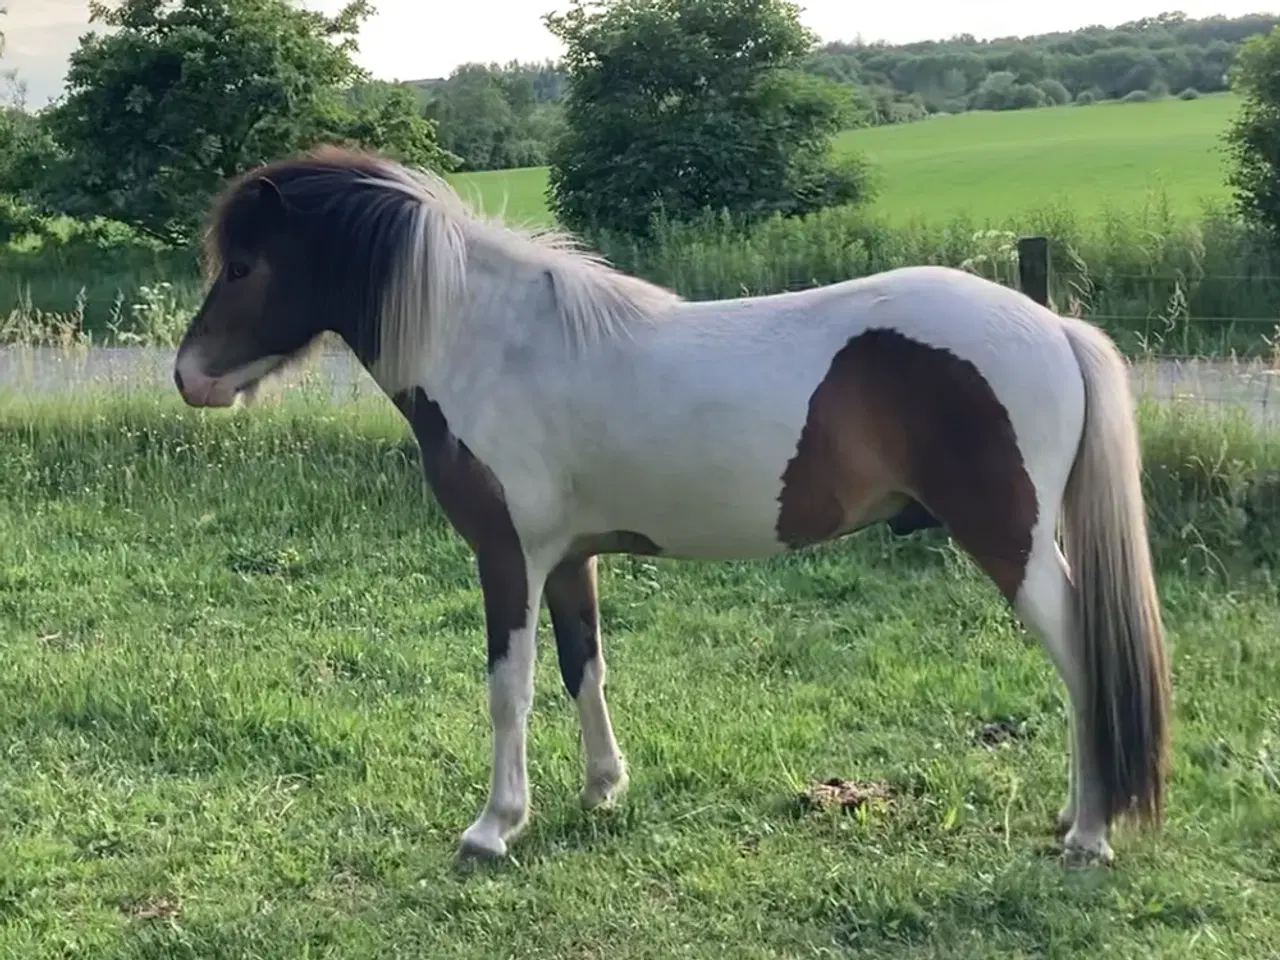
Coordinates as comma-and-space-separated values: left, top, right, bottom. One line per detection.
1061, 832, 1114, 868
455, 829, 508, 864
580, 765, 629, 810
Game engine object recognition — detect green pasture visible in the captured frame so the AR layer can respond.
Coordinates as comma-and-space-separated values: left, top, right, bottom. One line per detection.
451, 94, 1241, 227
448, 166, 554, 227
836, 93, 1239, 223
0, 381, 1277, 957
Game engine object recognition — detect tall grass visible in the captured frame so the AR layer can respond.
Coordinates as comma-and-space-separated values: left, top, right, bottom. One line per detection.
4, 189, 1279, 357
592, 193, 1280, 357
1136, 398, 1280, 576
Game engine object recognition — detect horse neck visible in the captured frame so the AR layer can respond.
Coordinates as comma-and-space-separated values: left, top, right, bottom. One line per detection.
360, 236, 575, 410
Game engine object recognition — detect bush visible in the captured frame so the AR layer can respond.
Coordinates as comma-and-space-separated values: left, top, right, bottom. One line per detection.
1010, 83, 1049, 109
1075, 90, 1097, 105
0, 194, 42, 245
972, 71, 1015, 109
889, 99, 928, 123
785, 150, 879, 217
1178, 87, 1202, 100
1037, 78, 1071, 106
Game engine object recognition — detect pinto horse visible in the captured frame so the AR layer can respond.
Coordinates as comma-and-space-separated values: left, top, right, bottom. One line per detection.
173, 145, 1171, 865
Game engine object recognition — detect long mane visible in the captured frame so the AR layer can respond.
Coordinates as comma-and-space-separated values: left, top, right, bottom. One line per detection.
203, 144, 682, 389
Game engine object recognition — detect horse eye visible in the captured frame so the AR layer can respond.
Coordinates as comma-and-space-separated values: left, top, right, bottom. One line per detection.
227, 262, 250, 281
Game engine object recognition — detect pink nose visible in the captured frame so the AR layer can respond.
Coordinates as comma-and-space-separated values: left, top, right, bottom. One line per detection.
173, 356, 234, 407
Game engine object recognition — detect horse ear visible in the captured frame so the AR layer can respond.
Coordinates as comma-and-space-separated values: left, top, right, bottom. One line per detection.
255, 177, 286, 226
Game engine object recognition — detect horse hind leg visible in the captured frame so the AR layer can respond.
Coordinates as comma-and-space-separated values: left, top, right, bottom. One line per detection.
1011, 532, 1115, 863
913, 435, 1116, 861
939, 501, 1109, 864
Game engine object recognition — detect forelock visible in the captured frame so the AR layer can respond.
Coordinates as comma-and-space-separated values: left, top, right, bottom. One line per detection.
202, 145, 396, 280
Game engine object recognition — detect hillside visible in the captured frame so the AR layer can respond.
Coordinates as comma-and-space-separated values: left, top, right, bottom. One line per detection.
451, 93, 1239, 227
834, 91, 1238, 222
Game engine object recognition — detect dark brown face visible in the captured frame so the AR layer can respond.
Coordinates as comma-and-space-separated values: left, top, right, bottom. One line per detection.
173, 178, 325, 408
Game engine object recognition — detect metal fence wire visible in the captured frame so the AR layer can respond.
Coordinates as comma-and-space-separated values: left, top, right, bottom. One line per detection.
1012, 235, 1280, 426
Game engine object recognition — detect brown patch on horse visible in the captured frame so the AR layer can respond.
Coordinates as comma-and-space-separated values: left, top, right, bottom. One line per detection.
543, 532, 660, 698
544, 556, 601, 699
545, 531, 662, 698
393, 387, 529, 667
776, 328, 1038, 602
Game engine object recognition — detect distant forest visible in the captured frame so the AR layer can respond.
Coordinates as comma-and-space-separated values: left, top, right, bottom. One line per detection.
415, 11, 1279, 171
815, 11, 1278, 122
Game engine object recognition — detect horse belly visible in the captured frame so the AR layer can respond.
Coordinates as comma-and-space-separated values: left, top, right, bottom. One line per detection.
575, 391, 832, 561
594, 461, 794, 560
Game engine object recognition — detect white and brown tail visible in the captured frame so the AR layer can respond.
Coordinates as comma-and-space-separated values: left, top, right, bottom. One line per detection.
1059, 316, 1172, 826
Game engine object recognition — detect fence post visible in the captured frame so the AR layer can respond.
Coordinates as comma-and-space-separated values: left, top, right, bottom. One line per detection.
1016, 236, 1050, 307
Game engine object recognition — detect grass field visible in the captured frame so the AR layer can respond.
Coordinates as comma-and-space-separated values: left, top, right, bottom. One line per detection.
449, 166, 553, 226
451, 94, 1241, 227
1, 381, 1278, 958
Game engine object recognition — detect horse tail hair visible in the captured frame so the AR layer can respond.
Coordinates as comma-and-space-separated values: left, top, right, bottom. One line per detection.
1058, 314, 1171, 827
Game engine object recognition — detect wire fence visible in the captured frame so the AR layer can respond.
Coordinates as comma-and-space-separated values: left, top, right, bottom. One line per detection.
1125, 356, 1280, 425
1008, 237, 1280, 425
4, 240, 1280, 426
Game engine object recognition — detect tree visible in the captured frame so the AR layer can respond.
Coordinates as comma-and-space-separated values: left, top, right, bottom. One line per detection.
0, 6, 41, 241
0, 4, 25, 108
544, 0, 873, 237
1037, 77, 1071, 106
425, 64, 533, 170
27, 0, 457, 246
971, 71, 1047, 111
1224, 26, 1280, 238
416, 60, 568, 171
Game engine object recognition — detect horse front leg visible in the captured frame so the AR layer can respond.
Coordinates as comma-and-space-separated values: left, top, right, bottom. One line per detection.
457, 549, 546, 861
545, 555, 629, 810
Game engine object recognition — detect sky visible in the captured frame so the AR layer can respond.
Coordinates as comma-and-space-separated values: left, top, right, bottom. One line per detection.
3, 0, 1277, 109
